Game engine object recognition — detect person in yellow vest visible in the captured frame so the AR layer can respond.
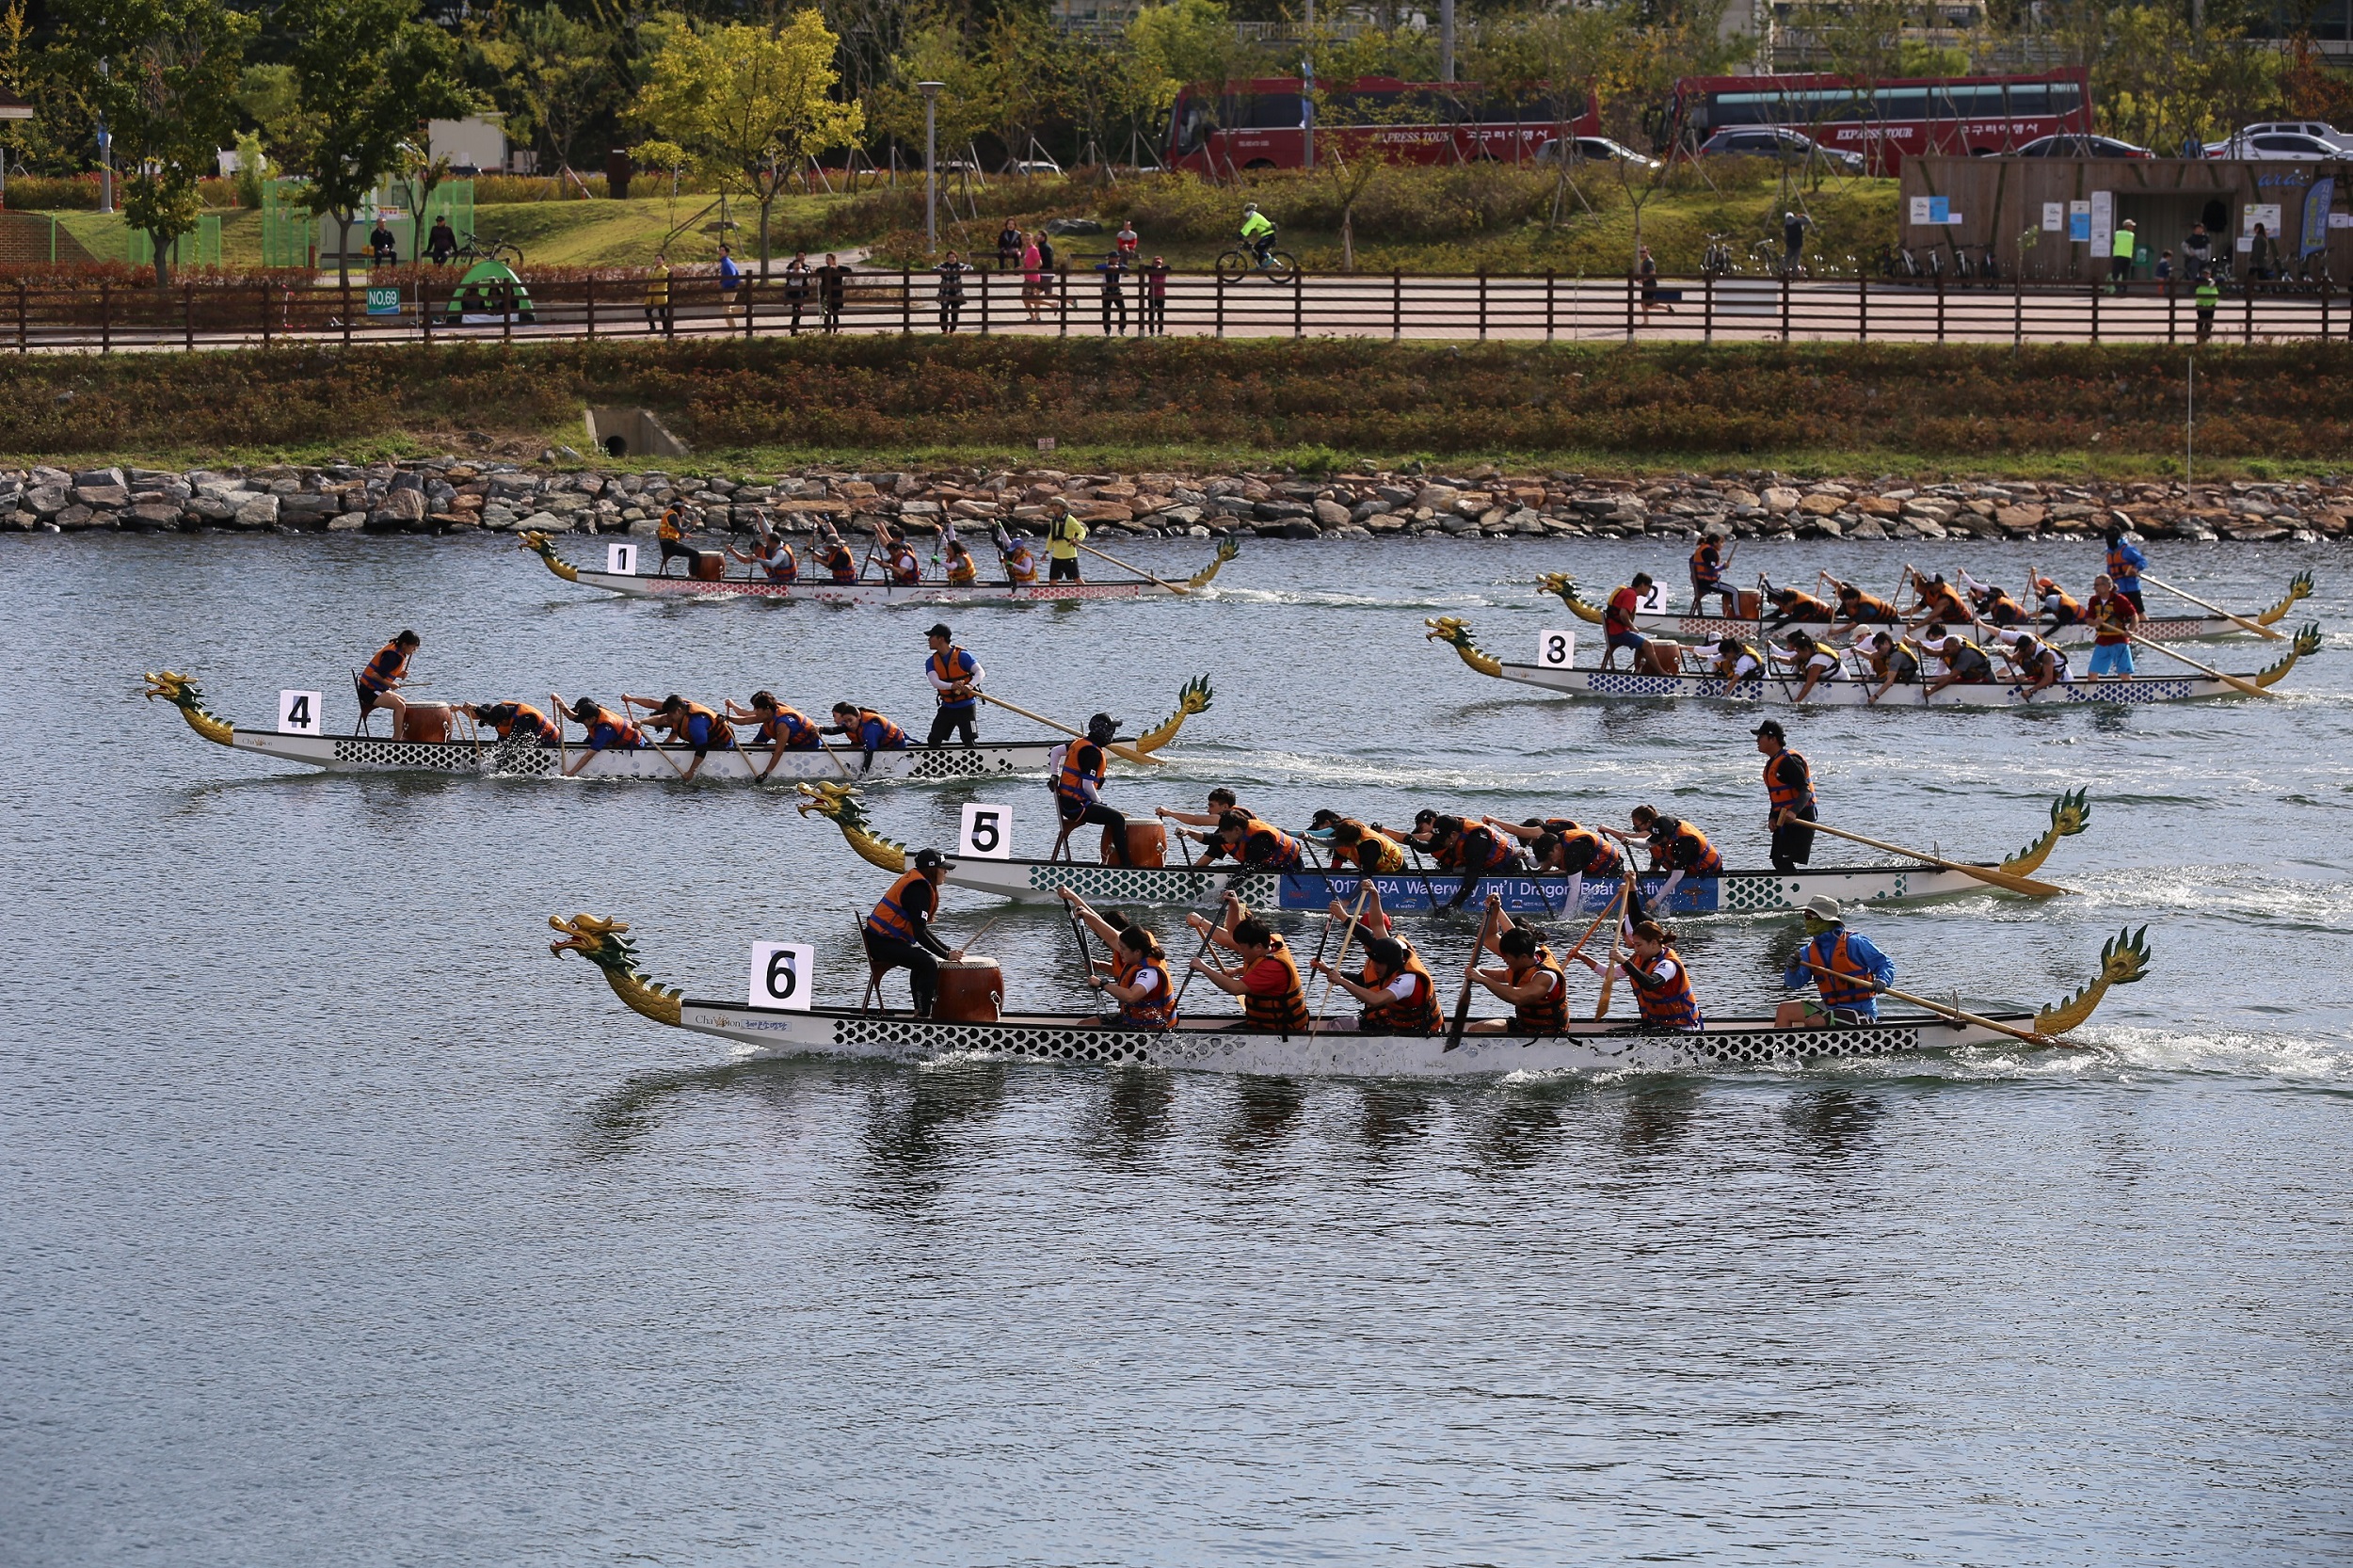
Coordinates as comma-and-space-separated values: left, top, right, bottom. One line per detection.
1047, 504, 1087, 583
643, 251, 672, 332
943, 536, 979, 584
2109, 217, 2137, 296
1184, 890, 1309, 1032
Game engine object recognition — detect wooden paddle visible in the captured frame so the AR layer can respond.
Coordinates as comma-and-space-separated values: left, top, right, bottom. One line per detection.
1307, 878, 1376, 1042
974, 691, 1166, 766
1592, 872, 1636, 1019
618, 696, 692, 780
1443, 903, 1498, 1053
1799, 961, 2068, 1049
1805, 818, 2069, 897
1073, 538, 1190, 595
2117, 626, 2271, 698
2140, 572, 2283, 640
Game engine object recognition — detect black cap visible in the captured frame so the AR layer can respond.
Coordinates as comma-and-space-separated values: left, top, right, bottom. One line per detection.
1085, 712, 1119, 744
1753, 719, 1785, 741
912, 847, 944, 871
925, 623, 952, 639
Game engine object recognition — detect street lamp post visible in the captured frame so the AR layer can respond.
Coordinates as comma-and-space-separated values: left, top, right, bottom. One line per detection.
920, 81, 945, 253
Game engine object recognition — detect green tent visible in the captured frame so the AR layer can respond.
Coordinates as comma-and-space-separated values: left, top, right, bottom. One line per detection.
443, 258, 536, 326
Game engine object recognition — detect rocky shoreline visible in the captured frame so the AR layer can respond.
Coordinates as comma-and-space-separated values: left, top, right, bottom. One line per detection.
5, 458, 2346, 545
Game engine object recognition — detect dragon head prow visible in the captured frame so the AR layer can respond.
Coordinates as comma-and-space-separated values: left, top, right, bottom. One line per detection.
795, 782, 909, 872
550, 913, 683, 1027
1999, 788, 2091, 876
1184, 536, 1241, 589
519, 530, 580, 582
1133, 675, 1214, 755
142, 668, 233, 746
1424, 616, 1504, 678
2033, 924, 2152, 1037
1537, 573, 1607, 625
2256, 570, 2315, 624
2254, 623, 2323, 688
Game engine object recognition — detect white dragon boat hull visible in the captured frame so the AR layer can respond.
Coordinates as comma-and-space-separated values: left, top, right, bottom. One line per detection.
218, 730, 1064, 780
1481, 662, 2261, 706
1629, 608, 2253, 645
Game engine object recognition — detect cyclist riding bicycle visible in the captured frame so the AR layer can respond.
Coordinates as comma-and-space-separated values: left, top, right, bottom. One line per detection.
1239, 202, 1277, 264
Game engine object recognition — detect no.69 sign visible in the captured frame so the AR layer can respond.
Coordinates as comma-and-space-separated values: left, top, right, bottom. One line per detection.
747, 942, 815, 1010
960, 802, 1012, 859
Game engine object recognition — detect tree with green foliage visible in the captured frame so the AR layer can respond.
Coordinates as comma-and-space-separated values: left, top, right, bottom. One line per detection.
472, 3, 616, 185
632, 14, 864, 278
1476, 6, 1619, 224
279, 0, 472, 285
869, 22, 999, 171
47, 0, 256, 289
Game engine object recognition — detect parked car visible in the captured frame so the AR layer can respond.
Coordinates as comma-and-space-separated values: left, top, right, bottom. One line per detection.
1007, 157, 1064, 177
2202, 130, 2341, 160
2220, 120, 2352, 152
1534, 136, 1661, 170
1697, 126, 1866, 174
2013, 134, 2153, 158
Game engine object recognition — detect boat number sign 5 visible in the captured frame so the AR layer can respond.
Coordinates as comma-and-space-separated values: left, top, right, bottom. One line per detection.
606, 541, 640, 575
1537, 630, 1577, 669
279, 690, 325, 735
748, 942, 816, 1010
960, 803, 1013, 859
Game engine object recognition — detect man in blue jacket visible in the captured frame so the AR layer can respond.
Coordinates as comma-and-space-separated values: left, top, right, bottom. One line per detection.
1777, 896, 1895, 1026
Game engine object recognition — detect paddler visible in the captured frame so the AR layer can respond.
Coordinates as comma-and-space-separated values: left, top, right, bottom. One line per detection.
1825, 575, 1901, 632
883, 528, 923, 586
554, 694, 645, 777
1704, 634, 1764, 683
1051, 712, 1132, 865
1486, 815, 1623, 914
1772, 630, 1843, 702
1753, 719, 1817, 873
1184, 890, 1309, 1033
2084, 572, 2140, 679
1960, 569, 2027, 626
1311, 884, 1440, 1034
1990, 626, 2069, 696
2034, 575, 2083, 628
1760, 578, 1834, 631
725, 690, 823, 780
461, 699, 560, 744
1918, 623, 1996, 696
1201, 808, 1306, 872
1464, 893, 1570, 1035
814, 520, 859, 584
1776, 895, 1894, 1026
822, 701, 910, 774
1159, 786, 1248, 840
1600, 573, 1655, 671
943, 536, 980, 584
1058, 888, 1176, 1028
866, 847, 958, 1017
1688, 528, 1738, 616
1571, 918, 1705, 1031
1856, 631, 1921, 702
727, 520, 796, 584
1320, 817, 1408, 874
1906, 568, 1974, 628
995, 523, 1040, 584
654, 503, 698, 576
1427, 814, 1524, 910
922, 623, 984, 746
622, 693, 736, 781
357, 629, 421, 737
1047, 504, 1087, 582
2103, 523, 2147, 613
1625, 806, 1722, 906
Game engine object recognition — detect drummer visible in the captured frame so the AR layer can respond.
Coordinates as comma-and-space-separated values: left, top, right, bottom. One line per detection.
1464, 893, 1570, 1035
622, 692, 736, 781
462, 699, 560, 744
1310, 884, 1439, 1034
1599, 574, 1654, 671
726, 690, 823, 780
654, 504, 698, 576
1058, 888, 1176, 1029
1183, 890, 1308, 1032
1052, 712, 1132, 865
866, 848, 960, 1017
554, 695, 645, 777
823, 701, 910, 774
358, 629, 421, 737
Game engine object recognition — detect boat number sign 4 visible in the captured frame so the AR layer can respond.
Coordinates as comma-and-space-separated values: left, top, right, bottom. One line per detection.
279, 690, 325, 735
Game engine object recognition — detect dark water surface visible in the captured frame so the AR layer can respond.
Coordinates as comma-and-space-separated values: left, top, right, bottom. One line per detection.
4, 531, 2349, 1565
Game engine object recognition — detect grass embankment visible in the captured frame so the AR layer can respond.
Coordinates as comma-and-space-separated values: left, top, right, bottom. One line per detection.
2, 337, 2345, 480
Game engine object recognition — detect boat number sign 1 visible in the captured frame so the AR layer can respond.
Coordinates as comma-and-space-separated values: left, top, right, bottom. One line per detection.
1537, 630, 1577, 669
960, 803, 1013, 859
748, 942, 816, 1010
279, 689, 325, 735
606, 541, 640, 575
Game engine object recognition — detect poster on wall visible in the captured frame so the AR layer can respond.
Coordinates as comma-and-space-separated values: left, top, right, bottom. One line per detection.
2042, 202, 2065, 232
2301, 180, 2332, 256
2068, 200, 2091, 242
2089, 190, 2114, 258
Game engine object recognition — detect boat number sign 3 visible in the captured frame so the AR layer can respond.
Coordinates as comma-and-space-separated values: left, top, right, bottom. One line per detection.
748, 942, 816, 1010
279, 690, 325, 735
960, 803, 1014, 859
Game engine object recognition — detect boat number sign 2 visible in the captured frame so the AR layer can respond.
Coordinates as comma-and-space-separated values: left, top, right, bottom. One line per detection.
960, 803, 1013, 859
279, 690, 325, 735
748, 942, 816, 1010
1538, 630, 1577, 668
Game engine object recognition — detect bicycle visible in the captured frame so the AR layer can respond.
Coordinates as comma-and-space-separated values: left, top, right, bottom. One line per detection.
1214, 244, 1300, 284
1702, 232, 1736, 278
443, 235, 525, 268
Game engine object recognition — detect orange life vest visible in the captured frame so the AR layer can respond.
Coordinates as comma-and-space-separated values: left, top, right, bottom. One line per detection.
1512, 947, 1570, 1033
1053, 741, 1105, 812
866, 869, 929, 942
360, 641, 408, 694
855, 710, 907, 749
1360, 947, 1439, 1034
491, 701, 558, 743
1241, 936, 1309, 1033
1627, 947, 1704, 1029
1333, 824, 1405, 874
1689, 540, 1721, 587
1647, 822, 1722, 875
823, 544, 856, 583
1005, 544, 1038, 584
1764, 748, 1815, 815
927, 646, 979, 705
1115, 950, 1175, 1028
887, 544, 921, 584
1805, 929, 1877, 1009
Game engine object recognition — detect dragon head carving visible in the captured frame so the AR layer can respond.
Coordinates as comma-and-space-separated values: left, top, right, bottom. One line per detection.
795, 782, 910, 872
519, 530, 580, 582
1185, 536, 1242, 589
1537, 573, 1606, 625
549, 913, 682, 1027
2255, 623, 2323, 688
2257, 570, 2314, 625
2034, 924, 2152, 1037
1424, 616, 1504, 678
1999, 789, 2091, 876
142, 669, 233, 746
1133, 675, 1214, 755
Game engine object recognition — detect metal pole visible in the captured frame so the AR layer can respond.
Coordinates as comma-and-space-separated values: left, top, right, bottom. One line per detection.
1392, 268, 1401, 340
584, 278, 595, 340
101, 281, 111, 353
1545, 270, 1555, 342
1293, 265, 1303, 338
1477, 268, 1487, 341
1059, 264, 1068, 337
1704, 272, 1714, 344
1857, 273, 1867, 344
1625, 271, 1634, 343
184, 283, 193, 351
1934, 271, 1944, 344
1440, 0, 1455, 82
2167, 276, 2176, 344
920, 83, 943, 253
2243, 280, 2253, 345
2012, 270, 2023, 349
2089, 279, 2099, 345
1217, 270, 1226, 339
901, 265, 911, 334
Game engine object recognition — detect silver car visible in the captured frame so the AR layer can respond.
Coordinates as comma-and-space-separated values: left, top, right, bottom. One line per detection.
2202, 130, 2342, 160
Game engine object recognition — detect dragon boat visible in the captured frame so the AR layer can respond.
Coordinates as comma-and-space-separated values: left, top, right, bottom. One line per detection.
548, 913, 2152, 1080
142, 671, 1211, 783
1424, 617, 2322, 708
520, 531, 1240, 604
795, 782, 2090, 919
1539, 571, 2313, 647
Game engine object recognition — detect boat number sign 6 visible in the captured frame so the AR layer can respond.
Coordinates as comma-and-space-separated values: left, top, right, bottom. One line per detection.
1538, 630, 1577, 669
279, 689, 325, 735
606, 541, 640, 575
748, 942, 816, 1010
960, 803, 1013, 859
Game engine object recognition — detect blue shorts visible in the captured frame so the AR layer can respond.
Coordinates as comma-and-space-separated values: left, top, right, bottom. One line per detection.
2087, 642, 2135, 677
1607, 631, 1648, 651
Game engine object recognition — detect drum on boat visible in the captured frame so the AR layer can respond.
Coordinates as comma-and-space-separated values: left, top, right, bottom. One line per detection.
936, 957, 1003, 1022
400, 703, 454, 743
690, 551, 727, 581
1103, 822, 1167, 868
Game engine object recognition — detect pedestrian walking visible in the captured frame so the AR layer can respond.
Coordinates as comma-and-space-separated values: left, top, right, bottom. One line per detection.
1782, 209, 1812, 276
1021, 233, 1043, 323
1098, 257, 1128, 337
1143, 255, 1170, 335
2195, 269, 2219, 343
936, 249, 970, 334
2109, 217, 2137, 295
818, 252, 846, 333
783, 251, 811, 335
644, 251, 672, 334
1638, 246, 1671, 318
718, 243, 744, 327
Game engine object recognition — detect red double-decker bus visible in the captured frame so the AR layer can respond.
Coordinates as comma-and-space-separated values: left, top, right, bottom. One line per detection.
1164, 76, 1601, 173
1672, 67, 2093, 174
